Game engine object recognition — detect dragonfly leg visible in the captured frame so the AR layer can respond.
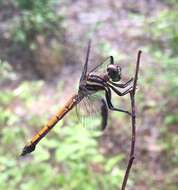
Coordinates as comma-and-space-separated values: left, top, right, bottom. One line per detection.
109, 78, 133, 88
112, 78, 133, 88
104, 87, 131, 116
85, 81, 131, 115
109, 84, 133, 96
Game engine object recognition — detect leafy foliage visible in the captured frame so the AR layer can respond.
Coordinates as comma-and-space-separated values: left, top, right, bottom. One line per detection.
12, 0, 64, 48
147, 8, 178, 118
149, 10, 178, 56
146, 5, 178, 187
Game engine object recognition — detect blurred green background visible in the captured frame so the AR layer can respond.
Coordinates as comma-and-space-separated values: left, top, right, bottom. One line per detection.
0, 0, 178, 189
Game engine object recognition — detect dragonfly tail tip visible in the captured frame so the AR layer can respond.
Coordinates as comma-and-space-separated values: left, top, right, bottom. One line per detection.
20, 144, 36, 156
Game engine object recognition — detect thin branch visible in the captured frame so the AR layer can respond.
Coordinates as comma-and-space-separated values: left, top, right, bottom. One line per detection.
121, 50, 142, 190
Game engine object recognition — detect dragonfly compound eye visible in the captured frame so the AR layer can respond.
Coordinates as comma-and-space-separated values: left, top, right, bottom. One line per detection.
107, 64, 121, 82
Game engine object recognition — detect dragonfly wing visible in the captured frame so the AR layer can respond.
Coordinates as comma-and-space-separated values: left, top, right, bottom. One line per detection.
80, 40, 91, 83
88, 56, 114, 76
100, 98, 108, 130
75, 93, 108, 130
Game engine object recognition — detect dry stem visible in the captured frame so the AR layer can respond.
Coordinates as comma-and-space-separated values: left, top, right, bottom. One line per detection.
121, 50, 142, 190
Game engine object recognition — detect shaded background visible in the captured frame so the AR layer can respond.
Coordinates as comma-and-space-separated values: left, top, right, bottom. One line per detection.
0, 0, 178, 189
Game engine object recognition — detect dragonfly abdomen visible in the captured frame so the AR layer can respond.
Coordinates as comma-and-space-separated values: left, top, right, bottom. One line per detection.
21, 94, 79, 156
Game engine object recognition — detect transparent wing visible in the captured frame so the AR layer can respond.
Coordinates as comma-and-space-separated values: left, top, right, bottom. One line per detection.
88, 56, 113, 76
80, 40, 91, 83
75, 91, 108, 131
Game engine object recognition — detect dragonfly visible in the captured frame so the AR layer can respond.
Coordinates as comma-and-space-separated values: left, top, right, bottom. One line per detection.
21, 40, 133, 156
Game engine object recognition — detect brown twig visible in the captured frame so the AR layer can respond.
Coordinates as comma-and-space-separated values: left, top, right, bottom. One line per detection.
121, 50, 142, 190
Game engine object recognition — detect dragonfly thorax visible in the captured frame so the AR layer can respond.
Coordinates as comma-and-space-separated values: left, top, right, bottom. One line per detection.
78, 82, 92, 97
107, 64, 121, 82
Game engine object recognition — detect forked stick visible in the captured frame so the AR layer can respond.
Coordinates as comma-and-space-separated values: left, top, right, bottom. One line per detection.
121, 50, 142, 190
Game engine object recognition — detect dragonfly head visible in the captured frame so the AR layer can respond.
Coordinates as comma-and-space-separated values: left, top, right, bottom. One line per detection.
107, 64, 121, 82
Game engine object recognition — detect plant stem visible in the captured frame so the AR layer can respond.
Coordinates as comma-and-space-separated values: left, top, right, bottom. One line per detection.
121, 50, 142, 190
